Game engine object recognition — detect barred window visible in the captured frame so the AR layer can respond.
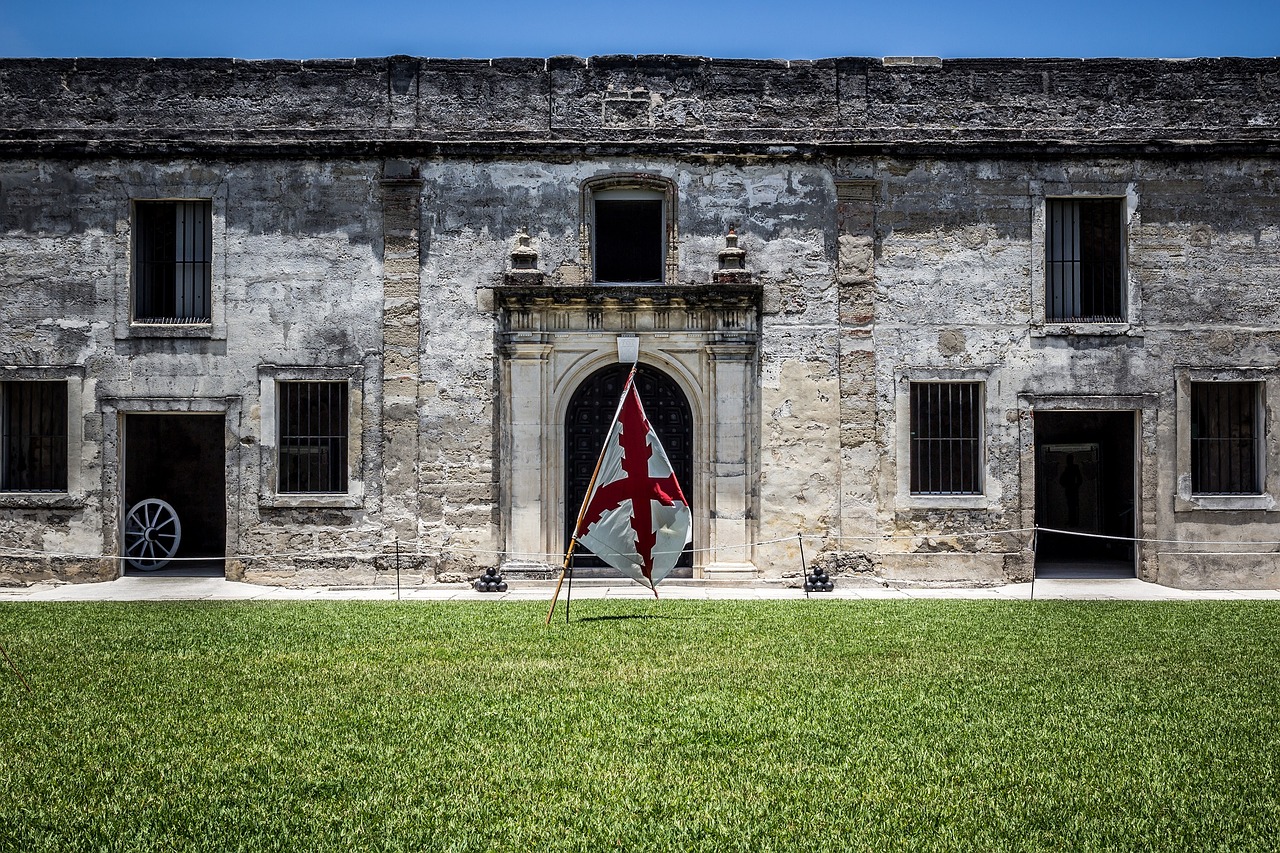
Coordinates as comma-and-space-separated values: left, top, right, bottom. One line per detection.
1046, 198, 1125, 323
278, 382, 348, 494
133, 200, 212, 323
910, 382, 982, 495
1, 381, 67, 492
1192, 382, 1262, 495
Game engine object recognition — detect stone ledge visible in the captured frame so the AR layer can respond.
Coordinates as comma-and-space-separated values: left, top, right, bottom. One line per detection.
0, 493, 87, 510
494, 282, 762, 307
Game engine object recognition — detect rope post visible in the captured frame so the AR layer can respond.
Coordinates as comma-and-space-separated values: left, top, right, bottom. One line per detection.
1029, 527, 1037, 602
395, 538, 402, 602
798, 534, 808, 599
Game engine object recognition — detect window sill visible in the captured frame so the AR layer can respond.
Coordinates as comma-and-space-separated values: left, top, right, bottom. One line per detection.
1175, 493, 1277, 513
260, 493, 363, 510
1031, 323, 1141, 338
120, 322, 225, 341
0, 493, 85, 510
897, 493, 991, 511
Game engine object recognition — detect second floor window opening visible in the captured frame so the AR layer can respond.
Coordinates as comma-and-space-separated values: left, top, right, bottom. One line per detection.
133, 200, 213, 324
593, 188, 664, 283
1046, 198, 1125, 323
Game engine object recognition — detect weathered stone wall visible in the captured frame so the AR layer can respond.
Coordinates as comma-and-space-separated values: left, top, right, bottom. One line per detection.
2, 56, 1279, 587
0, 148, 849, 583
867, 154, 1280, 586
0, 157, 391, 582
423, 157, 840, 575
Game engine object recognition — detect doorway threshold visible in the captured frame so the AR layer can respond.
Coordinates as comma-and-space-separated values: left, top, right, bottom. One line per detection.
1035, 559, 1134, 579
123, 559, 226, 579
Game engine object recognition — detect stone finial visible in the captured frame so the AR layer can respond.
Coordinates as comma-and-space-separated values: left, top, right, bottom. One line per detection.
718, 227, 746, 270
713, 225, 752, 284
504, 228, 545, 286
510, 228, 539, 270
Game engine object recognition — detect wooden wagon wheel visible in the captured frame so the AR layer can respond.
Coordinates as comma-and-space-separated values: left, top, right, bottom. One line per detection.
123, 499, 182, 571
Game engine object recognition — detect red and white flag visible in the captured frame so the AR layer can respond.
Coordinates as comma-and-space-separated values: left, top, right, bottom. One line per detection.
573, 373, 692, 590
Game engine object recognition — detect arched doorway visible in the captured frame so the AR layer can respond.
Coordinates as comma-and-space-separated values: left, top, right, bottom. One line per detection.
564, 363, 694, 573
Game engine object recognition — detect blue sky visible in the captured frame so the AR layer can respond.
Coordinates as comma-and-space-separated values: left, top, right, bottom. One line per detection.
1, 0, 1276, 59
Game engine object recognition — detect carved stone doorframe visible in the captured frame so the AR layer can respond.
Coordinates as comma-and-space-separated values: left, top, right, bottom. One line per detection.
497, 284, 760, 579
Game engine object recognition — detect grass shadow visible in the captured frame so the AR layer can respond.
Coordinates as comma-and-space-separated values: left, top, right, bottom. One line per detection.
572, 614, 690, 623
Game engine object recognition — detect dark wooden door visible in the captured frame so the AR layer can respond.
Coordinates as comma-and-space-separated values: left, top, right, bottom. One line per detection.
564, 364, 693, 569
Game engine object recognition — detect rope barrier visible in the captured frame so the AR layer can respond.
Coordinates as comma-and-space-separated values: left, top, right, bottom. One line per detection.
4, 524, 1278, 566
1032, 526, 1280, 547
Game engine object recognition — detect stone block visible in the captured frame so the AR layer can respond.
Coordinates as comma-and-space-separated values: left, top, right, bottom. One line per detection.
382, 276, 419, 300
877, 552, 1007, 582
1155, 552, 1280, 589
382, 323, 419, 350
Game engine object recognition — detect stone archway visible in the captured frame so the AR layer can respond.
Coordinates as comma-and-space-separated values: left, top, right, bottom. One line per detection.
564, 363, 694, 571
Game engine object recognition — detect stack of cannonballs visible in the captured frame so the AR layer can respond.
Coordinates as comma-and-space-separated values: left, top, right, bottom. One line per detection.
803, 566, 834, 593
473, 567, 508, 592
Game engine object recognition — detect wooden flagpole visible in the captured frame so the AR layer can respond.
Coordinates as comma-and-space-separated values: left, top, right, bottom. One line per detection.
545, 538, 579, 625
547, 365, 639, 625
565, 549, 575, 622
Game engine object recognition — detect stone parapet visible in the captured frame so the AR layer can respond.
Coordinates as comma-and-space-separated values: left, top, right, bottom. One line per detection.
2, 56, 1277, 156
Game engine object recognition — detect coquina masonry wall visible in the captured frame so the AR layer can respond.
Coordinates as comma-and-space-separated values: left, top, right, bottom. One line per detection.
1, 56, 1278, 587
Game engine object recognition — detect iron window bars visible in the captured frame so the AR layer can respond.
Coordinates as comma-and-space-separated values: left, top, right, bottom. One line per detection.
1046, 198, 1125, 323
1, 381, 67, 492
1191, 381, 1262, 495
910, 382, 982, 495
133, 200, 212, 323
278, 381, 349, 494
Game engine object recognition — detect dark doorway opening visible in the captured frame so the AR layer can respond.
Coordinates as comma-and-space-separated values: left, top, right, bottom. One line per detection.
564, 363, 693, 577
123, 413, 226, 576
1034, 410, 1135, 577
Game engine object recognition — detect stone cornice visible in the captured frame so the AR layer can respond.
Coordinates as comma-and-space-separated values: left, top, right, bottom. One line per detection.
3, 135, 1277, 161
2, 56, 1278, 159
496, 282, 761, 305
496, 283, 762, 334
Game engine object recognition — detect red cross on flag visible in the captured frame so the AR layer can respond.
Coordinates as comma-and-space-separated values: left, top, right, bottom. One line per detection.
573, 371, 692, 590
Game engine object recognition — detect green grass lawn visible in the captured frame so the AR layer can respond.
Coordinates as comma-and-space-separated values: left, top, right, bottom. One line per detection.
1, 600, 1278, 852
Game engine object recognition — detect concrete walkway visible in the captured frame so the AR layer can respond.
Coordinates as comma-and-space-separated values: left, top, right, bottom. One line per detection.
1, 575, 1278, 602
